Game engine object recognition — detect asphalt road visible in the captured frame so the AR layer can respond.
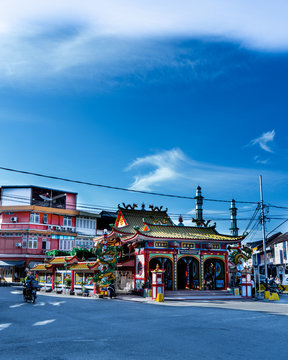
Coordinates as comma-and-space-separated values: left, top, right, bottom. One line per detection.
1, 287, 288, 360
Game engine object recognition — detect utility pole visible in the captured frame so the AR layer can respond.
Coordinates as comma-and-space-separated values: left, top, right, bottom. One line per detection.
259, 175, 268, 284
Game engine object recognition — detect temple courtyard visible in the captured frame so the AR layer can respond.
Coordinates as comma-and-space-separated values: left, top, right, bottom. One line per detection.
1, 287, 288, 360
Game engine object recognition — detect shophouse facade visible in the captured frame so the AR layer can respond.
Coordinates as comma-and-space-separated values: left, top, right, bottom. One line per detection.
0, 185, 78, 280
252, 232, 288, 281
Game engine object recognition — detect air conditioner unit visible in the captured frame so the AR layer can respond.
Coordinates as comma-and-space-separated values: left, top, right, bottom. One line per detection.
10, 217, 18, 222
15, 242, 22, 248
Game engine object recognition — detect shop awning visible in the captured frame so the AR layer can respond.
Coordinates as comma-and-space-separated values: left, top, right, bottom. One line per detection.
0, 260, 25, 267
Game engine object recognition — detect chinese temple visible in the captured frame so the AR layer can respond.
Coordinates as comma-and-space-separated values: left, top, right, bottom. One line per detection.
97, 187, 246, 292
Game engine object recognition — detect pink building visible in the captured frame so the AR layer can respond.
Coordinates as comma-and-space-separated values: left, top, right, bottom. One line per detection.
0, 185, 78, 281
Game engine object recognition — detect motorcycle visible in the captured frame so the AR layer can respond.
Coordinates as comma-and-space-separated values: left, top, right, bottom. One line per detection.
107, 283, 116, 298
268, 280, 281, 296
23, 279, 38, 303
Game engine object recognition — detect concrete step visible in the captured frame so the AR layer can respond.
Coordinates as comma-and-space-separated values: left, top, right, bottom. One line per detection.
165, 290, 232, 297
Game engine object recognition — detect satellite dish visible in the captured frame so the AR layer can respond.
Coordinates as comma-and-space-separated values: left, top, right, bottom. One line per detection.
39, 194, 52, 201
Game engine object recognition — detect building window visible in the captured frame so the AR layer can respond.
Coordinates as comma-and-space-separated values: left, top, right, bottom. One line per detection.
280, 250, 284, 264
63, 216, 72, 227
22, 237, 27, 248
28, 236, 38, 249
283, 242, 287, 260
43, 214, 48, 224
30, 213, 40, 223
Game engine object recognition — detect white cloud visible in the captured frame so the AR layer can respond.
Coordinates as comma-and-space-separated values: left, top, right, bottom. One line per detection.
254, 155, 270, 164
1, 1, 288, 50
127, 148, 186, 191
251, 130, 275, 153
126, 147, 288, 193
1, 1, 288, 89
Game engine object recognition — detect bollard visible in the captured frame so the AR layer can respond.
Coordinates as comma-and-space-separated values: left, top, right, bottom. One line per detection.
156, 293, 164, 302
264, 291, 270, 299
272, 292, 279, 301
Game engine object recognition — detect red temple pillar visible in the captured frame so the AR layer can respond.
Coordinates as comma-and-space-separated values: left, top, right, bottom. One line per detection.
225, 252, 229, 289
144, 250, 150, 285
186, 261, 190, 289
70, 270, 74, 292
52, 268, 55, 290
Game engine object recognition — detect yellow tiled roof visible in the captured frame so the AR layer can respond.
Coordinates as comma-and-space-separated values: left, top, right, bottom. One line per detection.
114, 207, 173, 234
49, 256, 78, 264
30, 264, 52, 271
138, 224, 245, 242
69, 261, 99, 270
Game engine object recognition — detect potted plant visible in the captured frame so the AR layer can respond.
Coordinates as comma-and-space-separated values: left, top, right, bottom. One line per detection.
55, 281, 62, 294
77, 280, 84, 296
64, 276, 71, 288
64, 276, 72, 294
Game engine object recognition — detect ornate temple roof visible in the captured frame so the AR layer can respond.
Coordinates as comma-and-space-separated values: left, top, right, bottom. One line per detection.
49, 255, 79, 265
69, 261, 99, 270
95, 203, 246, 244
136, 222, 245, 242
31, 264, 53, 271
113, 206, 173, 234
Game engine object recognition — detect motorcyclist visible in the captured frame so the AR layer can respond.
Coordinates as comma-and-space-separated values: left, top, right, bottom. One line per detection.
23, 271, 37, 301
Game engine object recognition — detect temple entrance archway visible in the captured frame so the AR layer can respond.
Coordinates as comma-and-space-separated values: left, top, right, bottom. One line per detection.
177, 257, 200, 290
204, 258, 225, 290
149, 257, 173, 290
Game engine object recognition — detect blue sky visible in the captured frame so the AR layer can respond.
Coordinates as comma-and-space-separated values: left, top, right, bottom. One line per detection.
1, 1, 288, 239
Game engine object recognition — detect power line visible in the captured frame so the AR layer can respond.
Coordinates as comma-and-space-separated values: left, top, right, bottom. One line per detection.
1, 194, 263, 222
0, 166, 259, 204
266, 218, 288, 237
242, 204, 260, 235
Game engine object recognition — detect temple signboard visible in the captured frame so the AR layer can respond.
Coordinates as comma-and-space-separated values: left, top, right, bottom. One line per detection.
179, 249, 200, 255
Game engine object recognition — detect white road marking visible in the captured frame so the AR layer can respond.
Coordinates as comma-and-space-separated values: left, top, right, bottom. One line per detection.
33, 301, 45, 307
9, 303, 26, 308
0, 323, 11, 331
49, 301, 66, 306
10, 290, 22, 294
33, 319, 56, 326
